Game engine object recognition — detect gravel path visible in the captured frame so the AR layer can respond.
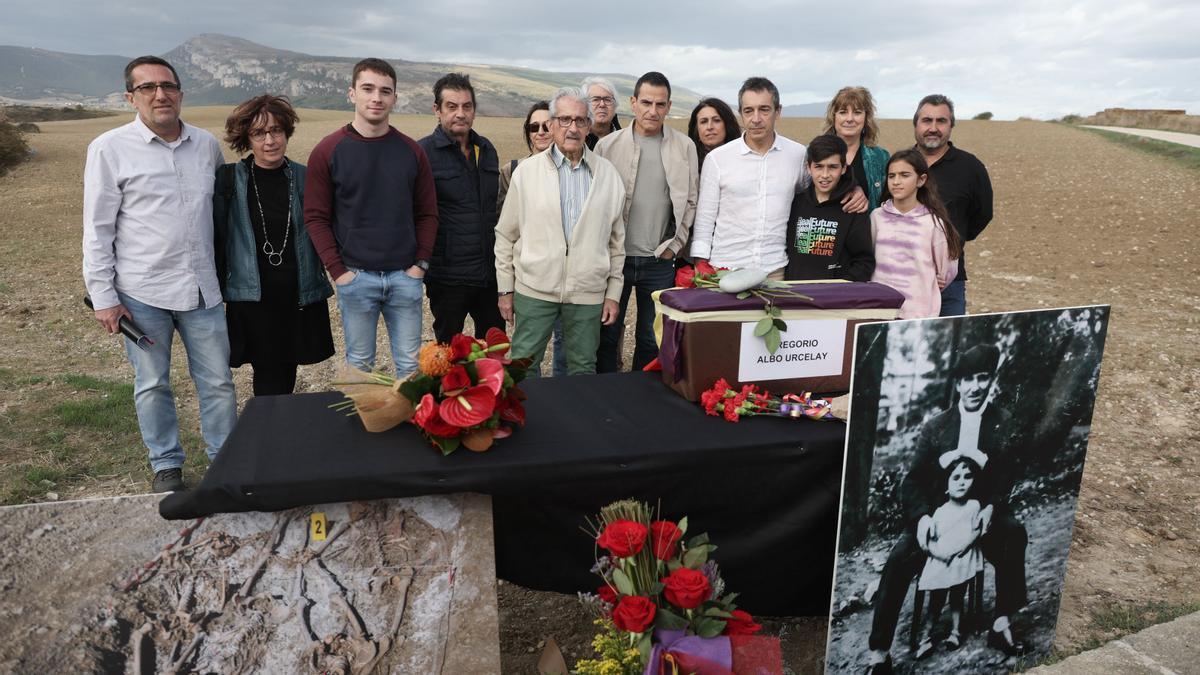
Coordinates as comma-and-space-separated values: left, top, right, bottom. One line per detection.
1081, 125, 1200, 148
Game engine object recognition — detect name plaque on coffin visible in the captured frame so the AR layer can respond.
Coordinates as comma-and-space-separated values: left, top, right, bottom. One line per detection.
653, 281, 905, 401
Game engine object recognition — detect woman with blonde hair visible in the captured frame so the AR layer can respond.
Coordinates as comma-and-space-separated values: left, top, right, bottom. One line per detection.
822, 86, 889, 210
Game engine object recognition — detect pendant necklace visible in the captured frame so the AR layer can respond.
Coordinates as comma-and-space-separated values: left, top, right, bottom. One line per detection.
249, 161, 292, 267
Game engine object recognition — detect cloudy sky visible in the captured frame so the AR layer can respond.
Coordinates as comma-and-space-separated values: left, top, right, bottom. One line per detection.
4, 0, 1198, 119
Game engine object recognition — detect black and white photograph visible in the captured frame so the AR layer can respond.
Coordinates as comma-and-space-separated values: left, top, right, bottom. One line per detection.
825, 306, 1110, 674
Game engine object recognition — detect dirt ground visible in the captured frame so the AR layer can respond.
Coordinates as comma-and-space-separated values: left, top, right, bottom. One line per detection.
1, 110, 1198, 673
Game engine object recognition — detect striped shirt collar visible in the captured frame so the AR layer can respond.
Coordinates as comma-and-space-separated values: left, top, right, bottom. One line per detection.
551, 143, 590, 172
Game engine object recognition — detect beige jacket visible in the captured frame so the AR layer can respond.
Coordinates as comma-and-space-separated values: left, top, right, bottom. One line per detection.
594, 124, 698, 257
494, 146, 626, 304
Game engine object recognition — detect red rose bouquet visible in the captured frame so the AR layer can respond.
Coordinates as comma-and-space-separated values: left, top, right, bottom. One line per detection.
572, 499, 779, 674
333, 328, 530, 454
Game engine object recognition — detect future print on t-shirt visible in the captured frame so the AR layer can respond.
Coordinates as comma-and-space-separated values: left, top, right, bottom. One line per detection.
793, 216, 838, 261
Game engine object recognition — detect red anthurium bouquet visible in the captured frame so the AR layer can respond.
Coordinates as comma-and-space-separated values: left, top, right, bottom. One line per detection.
333, 328, 530, 455
700, 378, 835, 423
573, 500, 774, 673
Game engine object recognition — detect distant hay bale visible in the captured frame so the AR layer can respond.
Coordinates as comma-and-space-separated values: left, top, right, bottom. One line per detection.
1083, 108, 1200, 134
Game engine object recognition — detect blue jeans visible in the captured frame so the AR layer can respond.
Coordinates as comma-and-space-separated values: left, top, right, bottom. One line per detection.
336, 268, 424, 377
597, 255, 675, 372
119, 293, 238, 472
940, 277, 967, 317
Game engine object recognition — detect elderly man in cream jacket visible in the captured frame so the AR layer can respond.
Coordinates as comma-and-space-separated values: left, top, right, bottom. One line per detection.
594, 71, 698, 373
495, 87, 626, 375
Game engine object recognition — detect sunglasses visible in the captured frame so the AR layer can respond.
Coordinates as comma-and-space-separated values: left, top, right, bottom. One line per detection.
526, 121, 552, 134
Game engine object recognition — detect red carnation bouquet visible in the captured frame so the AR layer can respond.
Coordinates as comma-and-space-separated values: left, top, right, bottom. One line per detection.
333, 328, 530, 455
700, 378, 834, 423
567, 499, 781, 674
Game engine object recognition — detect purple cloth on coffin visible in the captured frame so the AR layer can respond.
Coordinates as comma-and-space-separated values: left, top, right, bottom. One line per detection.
658, 282, 905, 383
657, 281, 905, 313
645, 629, 733, 675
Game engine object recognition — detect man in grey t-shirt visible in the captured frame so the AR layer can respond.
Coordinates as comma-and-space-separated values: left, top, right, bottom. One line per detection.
594, 71, 698, 371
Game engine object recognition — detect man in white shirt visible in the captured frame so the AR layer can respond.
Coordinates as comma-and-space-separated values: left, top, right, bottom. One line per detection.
691, 77, 867, 277
82, 56, 237, 493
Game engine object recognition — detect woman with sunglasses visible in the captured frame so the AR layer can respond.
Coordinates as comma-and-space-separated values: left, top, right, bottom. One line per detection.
496, 100, 568, 376
214, 94, 334, 395
497, 100, 552, 212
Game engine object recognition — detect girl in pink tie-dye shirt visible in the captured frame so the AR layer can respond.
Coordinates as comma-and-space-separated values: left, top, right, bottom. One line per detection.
869, 149, 961, 319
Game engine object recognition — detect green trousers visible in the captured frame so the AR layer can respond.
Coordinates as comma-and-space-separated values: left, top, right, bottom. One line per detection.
512, 293, 603, 375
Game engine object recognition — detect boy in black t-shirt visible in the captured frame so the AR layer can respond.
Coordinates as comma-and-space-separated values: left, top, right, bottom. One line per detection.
784, 135, 875, 282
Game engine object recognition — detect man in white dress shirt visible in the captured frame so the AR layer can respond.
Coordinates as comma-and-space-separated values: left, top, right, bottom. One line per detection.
691, 76, 867, 278
82, 56, 237, 493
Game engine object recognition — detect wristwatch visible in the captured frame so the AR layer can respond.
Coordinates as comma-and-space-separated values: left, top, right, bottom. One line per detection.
415, 259, 430, 271
498, 291, 513, 297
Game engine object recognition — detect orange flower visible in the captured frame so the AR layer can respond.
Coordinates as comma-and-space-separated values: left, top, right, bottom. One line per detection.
417, 342, 454, 377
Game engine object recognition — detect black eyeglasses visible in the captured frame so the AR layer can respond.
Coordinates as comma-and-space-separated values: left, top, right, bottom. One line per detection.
554, 116, 590, 129
249, 126, 287, 141
526, 121, 551, 134
130, 81, 181, 96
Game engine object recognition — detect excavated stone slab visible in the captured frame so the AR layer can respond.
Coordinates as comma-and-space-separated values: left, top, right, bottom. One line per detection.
0, 492, 500, 674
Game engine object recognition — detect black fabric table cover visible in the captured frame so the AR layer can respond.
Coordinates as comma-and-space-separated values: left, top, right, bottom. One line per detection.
160, 372, 846, 615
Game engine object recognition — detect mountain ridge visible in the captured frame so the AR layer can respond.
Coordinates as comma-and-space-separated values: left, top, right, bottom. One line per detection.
1, 34, 716, 117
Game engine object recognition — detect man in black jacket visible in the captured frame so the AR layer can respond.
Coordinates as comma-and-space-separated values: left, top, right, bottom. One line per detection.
784, 135, 874, 282
865, 344, 1029, 673
419, 73, 505, 343
912, 94, 993, 317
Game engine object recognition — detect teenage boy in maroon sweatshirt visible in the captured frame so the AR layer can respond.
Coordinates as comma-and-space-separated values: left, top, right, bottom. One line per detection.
305, 58, 438, 377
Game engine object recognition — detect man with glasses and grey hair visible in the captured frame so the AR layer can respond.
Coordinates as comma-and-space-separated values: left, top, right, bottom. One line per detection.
581, 76, 622, 149
82, 55, 237, 493
495, 87, 626, 374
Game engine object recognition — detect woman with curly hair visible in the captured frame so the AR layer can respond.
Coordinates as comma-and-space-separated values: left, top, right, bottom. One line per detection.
214, 94, 334, 395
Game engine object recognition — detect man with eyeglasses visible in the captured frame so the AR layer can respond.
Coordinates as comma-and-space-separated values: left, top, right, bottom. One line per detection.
305, 58, 438, 378
594, 71, 698, 372
582, 76, 622, 150
495, 87, 626, 374
418, 73, 504, 344
82, 56, 237, 493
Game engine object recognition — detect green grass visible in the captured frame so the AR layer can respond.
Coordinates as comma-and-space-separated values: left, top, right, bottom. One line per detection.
0, 369, 211, 505
1018, 599, 1200, 670
1087, 600, 1200, 637
1077, 126, 1200, 172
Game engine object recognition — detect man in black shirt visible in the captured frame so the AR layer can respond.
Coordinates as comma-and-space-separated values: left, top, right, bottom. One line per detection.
912, 94, 993, 316
418, 73, 505, 342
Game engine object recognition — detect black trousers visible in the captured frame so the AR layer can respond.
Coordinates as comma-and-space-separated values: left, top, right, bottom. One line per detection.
425, 281, 505, 344
868, 512, 1028, 651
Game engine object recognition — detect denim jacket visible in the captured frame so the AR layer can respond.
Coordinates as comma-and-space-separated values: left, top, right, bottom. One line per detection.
214, 158, 333, 306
